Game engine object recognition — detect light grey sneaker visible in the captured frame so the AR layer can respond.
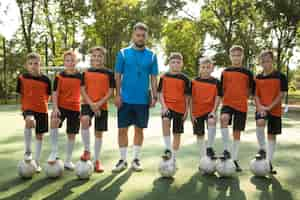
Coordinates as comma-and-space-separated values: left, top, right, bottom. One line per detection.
131, 159, 143, 172
112, 160, 128, 173
64, 161, 75, 171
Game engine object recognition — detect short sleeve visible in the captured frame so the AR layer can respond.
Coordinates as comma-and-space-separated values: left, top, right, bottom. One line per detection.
109, 72, 116, 88
115, 51, 125, 74
46, 77, 51, 95
184, 78, 191, 96
157, 76, 163, 92
217, 80, 223, 96
150, 54, 159, 76
16, 76, 21, 93
53, 76, 59, 91
280, 73, 288, 92
248, 71, 255, 95
81, 72, 85, 86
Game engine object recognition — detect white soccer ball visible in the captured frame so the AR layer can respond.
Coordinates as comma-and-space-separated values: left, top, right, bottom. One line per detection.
199, 156, 217, 174
158, 159, 176, 178
75, 160, 93, 179
250, 158, 270, 177
18, 160, 36, 178
45, 159, 64, 178
216, 159, 236, 177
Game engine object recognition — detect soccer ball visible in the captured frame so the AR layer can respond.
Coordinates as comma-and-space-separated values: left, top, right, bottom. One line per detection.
45, 159, 64, 178
216, 159, 236, 177
18, 160, 36, 178
158, 158, 176, 178
250, 158, 270, 177
199, 156, 217, 175
75, 160, 93, 179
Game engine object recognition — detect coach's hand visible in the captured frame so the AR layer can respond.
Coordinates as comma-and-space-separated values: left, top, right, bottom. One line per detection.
149, 97, 157, 108
114, 95, 122, 109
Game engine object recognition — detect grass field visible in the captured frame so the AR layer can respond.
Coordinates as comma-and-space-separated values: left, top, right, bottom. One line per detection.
0, 104, 299, 200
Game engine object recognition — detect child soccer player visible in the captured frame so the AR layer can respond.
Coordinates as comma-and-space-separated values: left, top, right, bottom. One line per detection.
157, 52, 190, 166
254, 50, 288, 174
80, 46, 115, 173
220, 45, 254, 172
16, 53, 51, 172
47, 50, 81, 170
190, 57, 222, 165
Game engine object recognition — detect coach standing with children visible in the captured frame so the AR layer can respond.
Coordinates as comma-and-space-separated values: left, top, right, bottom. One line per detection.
112, 22, 159, 172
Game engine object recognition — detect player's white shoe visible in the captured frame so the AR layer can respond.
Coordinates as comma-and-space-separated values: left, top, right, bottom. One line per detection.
112, 160, 128, 173
131, 159, 143, 172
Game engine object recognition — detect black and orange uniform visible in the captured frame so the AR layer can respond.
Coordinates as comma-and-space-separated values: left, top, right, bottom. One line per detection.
16, 73, 51, 134
191, 77, 223, 135
54, 71, 82, 134
220, 67, 254, 131
81, 67, 115, 131
157, 72, 191, 133
255, 71, 288, 134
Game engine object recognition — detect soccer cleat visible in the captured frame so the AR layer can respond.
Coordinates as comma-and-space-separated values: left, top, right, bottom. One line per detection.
80, 150, 91, 161
131, 159, 143, 172
112, 160, 128, 173
255, 149, 266, 160
220, 150, 231, 161
47, 152, 58, 164
162, 149, 172, 160
94, 160, 104, 173
206, 147, 217, 159
24, 151, 32, 162
64, 161, 75, 171
234, 160, 243, 172
269, 162, 277, 175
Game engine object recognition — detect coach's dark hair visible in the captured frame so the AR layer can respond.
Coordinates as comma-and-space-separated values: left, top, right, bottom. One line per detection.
133, 22, 148, 32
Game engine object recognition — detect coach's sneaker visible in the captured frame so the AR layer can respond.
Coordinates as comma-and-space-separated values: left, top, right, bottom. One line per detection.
94, 160, 104, 173
47, 152, 58, 164
234, 160, 242, 172
24, 151, 32, 162
112, 160, 128, 173
255, 149, 266, 160
269, 162, 277, 175
80, 150, 91, 161
206, 147, 217, 159
131, 159, 143, 172
162, 149, 172, 160
64, 161, 75, 171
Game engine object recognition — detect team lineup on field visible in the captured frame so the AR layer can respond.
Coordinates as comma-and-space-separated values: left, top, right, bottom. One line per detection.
16, 22, 288, 183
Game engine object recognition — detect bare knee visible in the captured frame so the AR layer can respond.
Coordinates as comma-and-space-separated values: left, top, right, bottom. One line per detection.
220, 114, 229, 127
256, 119, 265, 127
95, 131, 103, 139
36, 133, 43, 141
68, 134, 76, 141
207, 117, 216, 127
80, 116, 90, 129
50, 116, 60, 129
25, 117, 35, 128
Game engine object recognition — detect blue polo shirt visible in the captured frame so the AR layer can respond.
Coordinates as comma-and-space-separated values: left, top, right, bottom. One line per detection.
115, 46, 159, 104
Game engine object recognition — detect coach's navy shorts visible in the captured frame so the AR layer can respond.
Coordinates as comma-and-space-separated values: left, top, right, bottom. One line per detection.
117, 103, 149, 128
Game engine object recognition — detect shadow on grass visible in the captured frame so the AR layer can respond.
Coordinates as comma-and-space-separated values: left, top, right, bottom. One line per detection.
250, 176, 293, 200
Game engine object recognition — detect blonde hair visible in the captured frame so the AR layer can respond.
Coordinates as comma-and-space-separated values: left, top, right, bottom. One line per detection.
230, 45, 244, 54
89, 46, 107, 55
198, 57, 213, 65
26, 52, 41, 61
168, 52, 183, 61
63, 50, 77, 60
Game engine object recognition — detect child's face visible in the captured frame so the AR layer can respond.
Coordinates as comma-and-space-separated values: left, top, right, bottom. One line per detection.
260, 55, 273, 72
90, 50, 104, 67
230, 50, 243, 66
199, 63, 214, 77
64, 55, 76, 69
169, 59, 183, 72
26, 58, 40, 74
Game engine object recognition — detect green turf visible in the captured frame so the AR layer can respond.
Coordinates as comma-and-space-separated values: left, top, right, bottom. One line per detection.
0, 104, 299, 200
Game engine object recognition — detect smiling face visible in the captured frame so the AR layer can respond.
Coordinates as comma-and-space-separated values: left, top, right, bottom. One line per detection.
260, 53, 273, 73
64, 54, 76, 69
169, 58, 183, 73
90, 50, 104, 68
199, 63, 214, 78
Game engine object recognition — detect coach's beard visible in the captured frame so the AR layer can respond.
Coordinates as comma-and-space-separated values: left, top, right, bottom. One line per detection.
134, 42, 145, 49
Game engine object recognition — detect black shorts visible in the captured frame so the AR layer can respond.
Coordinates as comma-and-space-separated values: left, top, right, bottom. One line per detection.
58, 107, 80, 134
193, 113, 214, 136
23, 110, 48, 134
162, 109, 184, 134
81, 104, 108, 132
221, 106, 247, 131
255, 112, 282, 135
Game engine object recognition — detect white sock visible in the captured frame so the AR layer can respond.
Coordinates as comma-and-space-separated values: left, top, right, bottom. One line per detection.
133, 145, 141, 160
197, 137, 206, 158
35, 139, 42, 163
24, 128, 32, 153
172, 149, 177, 161
256, 126, 266, 150
232, 140, 240, 161
207, 126, 216, 148
50, 128, 58, 154
267, 140, 276, 161
120, 147, 127, 161
163, 135, 171, 150
65, 139, 74, 163
94, 137, 103, 161
221, 128, 230, 151
81, 129, 90, 151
